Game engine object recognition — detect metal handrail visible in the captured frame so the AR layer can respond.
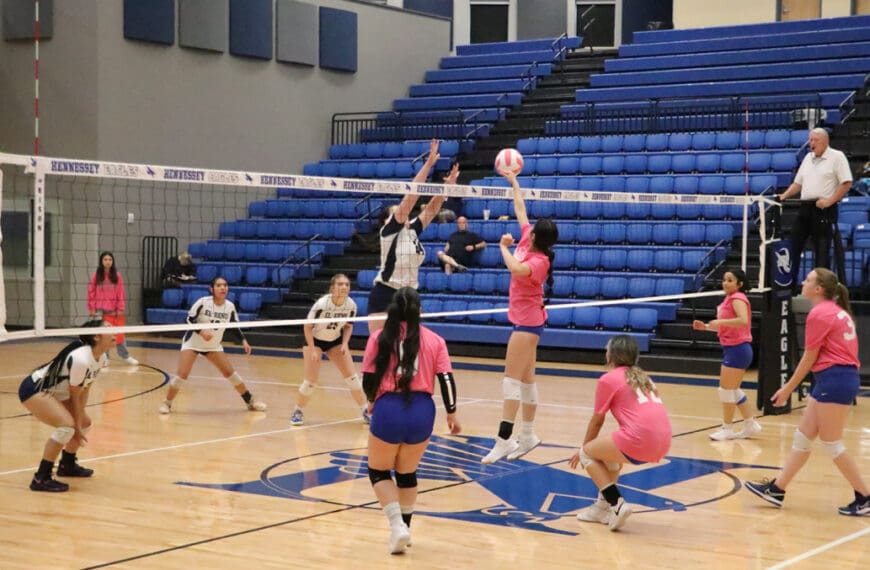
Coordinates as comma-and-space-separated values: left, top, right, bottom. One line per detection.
274, 235, 324, 296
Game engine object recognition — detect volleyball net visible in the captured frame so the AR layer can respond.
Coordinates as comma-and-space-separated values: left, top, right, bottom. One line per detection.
0, 150, 778, 344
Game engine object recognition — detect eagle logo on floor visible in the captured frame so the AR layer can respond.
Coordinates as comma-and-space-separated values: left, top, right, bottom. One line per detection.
179, 434, 776, 536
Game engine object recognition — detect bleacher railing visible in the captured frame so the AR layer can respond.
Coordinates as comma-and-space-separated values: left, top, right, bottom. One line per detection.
548, 95, 825, 136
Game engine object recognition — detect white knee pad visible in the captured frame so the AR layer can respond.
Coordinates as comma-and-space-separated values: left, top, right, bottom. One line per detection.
819, 439, 846, 458
792, 429, 813, 452
299, 380, 317, 396
520, 382, 538, 405
578, 447, 594, 469
344, 374, 363, 391
718, 388, 739, 403
50, 426, 75, 445
735, 389, 747, 405
606, 462, 621, 473
502, 377, 522, 401
81, 425, 92, 435
169, 375, 186, 389
227, 372, 243, 386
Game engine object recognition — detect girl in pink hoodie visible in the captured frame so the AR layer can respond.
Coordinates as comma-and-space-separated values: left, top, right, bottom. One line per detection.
87, 251, 138, 366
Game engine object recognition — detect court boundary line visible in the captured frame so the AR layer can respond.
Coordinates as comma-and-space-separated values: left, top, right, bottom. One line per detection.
765, 526, 870, 570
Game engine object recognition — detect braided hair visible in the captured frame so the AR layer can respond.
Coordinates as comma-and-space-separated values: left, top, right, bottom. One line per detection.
372, 287, 422, 398
532, 217, 558, 301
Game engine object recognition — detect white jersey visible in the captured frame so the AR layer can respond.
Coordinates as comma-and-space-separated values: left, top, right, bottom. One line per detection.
307, 295, 357, 342
374, 215, 425, 289
182, 296, 245, 352
27, 344, 105, 401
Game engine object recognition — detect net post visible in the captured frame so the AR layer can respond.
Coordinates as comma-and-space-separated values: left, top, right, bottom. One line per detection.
33, 163, 46, 335
756, 239, 796, 415
0, 167, 6, 334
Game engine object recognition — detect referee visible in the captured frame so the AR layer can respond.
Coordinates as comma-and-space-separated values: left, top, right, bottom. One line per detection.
778, 128, 852, 287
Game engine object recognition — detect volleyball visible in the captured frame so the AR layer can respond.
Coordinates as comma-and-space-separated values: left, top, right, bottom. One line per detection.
494, 148, 524, 175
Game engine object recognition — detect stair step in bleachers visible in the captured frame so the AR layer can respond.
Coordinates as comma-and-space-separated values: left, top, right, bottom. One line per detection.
425, 63, 553, 83
456, 37, 581, 56
409, 78, 537, 97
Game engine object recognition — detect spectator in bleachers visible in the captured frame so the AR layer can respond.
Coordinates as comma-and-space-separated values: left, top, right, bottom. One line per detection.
161, 252, 196, 289
367, 140, 459, 334
778, 128, 852, 286
437, 216, 486, 275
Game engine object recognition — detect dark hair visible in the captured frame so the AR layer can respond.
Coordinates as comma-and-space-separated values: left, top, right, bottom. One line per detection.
532, 218, 558, 299
78, 318, 108, 346
606, 335, 656, 395
724, 268, 749, 292
96, 251, 119, 284
813, 267, 852, 316
373, 287, 421, 398
210, 276, 228, 289
34, 320, 105, 388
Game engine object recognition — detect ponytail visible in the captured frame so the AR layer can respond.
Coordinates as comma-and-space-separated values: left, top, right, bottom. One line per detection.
606, 335, 657, 395
531, 218, 558, 304
813, 267, 853, 317
372, 287, 422, 398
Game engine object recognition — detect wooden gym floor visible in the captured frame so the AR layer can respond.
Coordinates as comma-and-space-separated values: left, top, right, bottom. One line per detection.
0, 337, 867, 569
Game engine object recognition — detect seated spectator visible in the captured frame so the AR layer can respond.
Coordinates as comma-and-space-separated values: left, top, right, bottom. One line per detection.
437, 216, 485, 275
161, 252, 196, 288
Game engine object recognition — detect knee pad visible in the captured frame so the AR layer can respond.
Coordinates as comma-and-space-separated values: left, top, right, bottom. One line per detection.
395, 471, 417, 489
735, 389, 747, 405
502, 377, 522, 401
520, 382, 538, 405
606, 462, 621, 472
718, 388, 739, 403
819, 439, 846, 459
81, 425, 92, 435
792, 429, 813, 452
299, 380, 316, 396
227, 372, 243, 386
578, 447, 595, 470
344, 374, 363, 391
169, 375, 186, 389
50, 426, 75, 445
367, 467, 392, 486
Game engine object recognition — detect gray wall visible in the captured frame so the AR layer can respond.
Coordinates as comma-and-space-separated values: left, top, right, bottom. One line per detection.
517, 0, 566, 40
0, 0, 451, 172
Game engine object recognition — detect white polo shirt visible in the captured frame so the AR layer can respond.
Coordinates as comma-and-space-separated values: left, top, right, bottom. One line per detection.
794, 147, 852, 201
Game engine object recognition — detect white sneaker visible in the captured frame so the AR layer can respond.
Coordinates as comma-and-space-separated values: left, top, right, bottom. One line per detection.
122, 356, 139, 366
158, 401, 172, 414
577, 499, 610, 524
735, 419, 762, 439
247, 400, 267, 412
507, 433, 542, 461
607, 498, 632, 531
709, 426, 736, 441
388, 523, 411, 554
481, 437, 519, 464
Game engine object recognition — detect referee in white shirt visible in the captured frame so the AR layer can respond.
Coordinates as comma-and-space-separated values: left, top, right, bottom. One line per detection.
778, 128, 852, 285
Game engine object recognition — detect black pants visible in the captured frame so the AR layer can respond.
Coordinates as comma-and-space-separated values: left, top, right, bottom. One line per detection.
788, 201, 844, 284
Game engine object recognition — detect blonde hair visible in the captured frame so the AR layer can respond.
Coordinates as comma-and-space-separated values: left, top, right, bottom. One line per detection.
606, 335, 657, 395
812, 267, 852, 316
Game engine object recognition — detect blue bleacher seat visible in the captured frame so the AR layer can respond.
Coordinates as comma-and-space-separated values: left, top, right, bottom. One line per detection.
655, 278, 685, 297
627, 276, 655, 298
706, 223, 734, 244
649, 176, 674, 194
239, 292, 262, 313
647, 155, 672, 174
626, 249, 654, 271
668, 133, 692, 151
272, 267, 294, 287
623, 134, 646, 152
467, 301, 492, 324
553, 275, 575, 298
572, 306, 600, 329
691, 132, 716, 150
679, 224, 705, 245
654, 249, 682, 271
188, 242, 207, 259
186, 287, 210, 306
699, 176, 725, 195
671, 154, 695, 174
246, 266, 269, 286
472, 273, 496, 294
162, 288, 185, 308
196, 264, 219, 282
629, 308, 658, 331
575, 248, 601, 270
574, 275, 601, 298
600, 223, 625, 244
600, 248, 628, 271
601, 277, 628, 298
537, 138, 559, 154
558, 136, 580, 154
674, 176, 699, 194
601, 135, 624, 152
580, 136, 602, 153
222, 265, 243, 285
600, 307, 629, 330
548, 306, 572, 327
534, 158, 557, 176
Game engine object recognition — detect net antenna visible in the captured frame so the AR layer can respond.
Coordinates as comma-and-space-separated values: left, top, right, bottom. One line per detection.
0, 150, 774, 342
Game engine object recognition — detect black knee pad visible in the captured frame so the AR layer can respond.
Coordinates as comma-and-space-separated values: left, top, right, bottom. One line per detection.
395, 471, 417, 489
367, 466, 392, 486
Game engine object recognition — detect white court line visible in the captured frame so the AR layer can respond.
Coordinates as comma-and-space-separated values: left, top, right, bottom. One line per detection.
0, 416, 358, 477
765, 527, 870, 569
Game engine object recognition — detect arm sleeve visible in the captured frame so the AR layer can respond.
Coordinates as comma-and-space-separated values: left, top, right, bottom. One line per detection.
224, 305, 246, 344
436, 372, 457, 413
116, 274, 126, 313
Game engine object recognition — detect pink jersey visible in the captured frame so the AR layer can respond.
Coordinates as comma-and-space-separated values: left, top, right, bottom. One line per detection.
805, 300, 860, 372
716, 292, 752, 346
508, 223, 550, 326
87, 271, 127, 313
594, 367, 672, 463
362, 325, 452, 401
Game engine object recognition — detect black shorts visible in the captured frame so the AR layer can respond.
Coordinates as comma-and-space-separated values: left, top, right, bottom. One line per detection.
313, 337, 343, 352
367, 282, 398, 314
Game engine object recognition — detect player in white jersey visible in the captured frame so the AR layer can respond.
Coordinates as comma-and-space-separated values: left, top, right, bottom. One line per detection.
158, 277, 266, 414
19, 320, 114, 492
367, 140, 459, 334
290, 274, 369, 426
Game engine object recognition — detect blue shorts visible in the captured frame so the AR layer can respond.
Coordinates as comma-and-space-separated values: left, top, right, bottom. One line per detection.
18, 375, 39, 403
623, 452, 645, 466
370, 391, 435, 445
722, 342, 753, 370
811, 365, 860, 405
367, 283, 398, 315
512, 324, 545, 337
313, 337, 342, 352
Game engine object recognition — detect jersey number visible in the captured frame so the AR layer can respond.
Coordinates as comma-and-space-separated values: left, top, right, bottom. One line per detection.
837, 310, 857, 341
634, 387, 662, 405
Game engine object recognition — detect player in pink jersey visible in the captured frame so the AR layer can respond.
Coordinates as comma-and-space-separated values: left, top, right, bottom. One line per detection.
746, 268, 868, 516
362, 287, 462, 553
482, 170, 558, 464
693, 268, 762, 441
568, 335, 672, 531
